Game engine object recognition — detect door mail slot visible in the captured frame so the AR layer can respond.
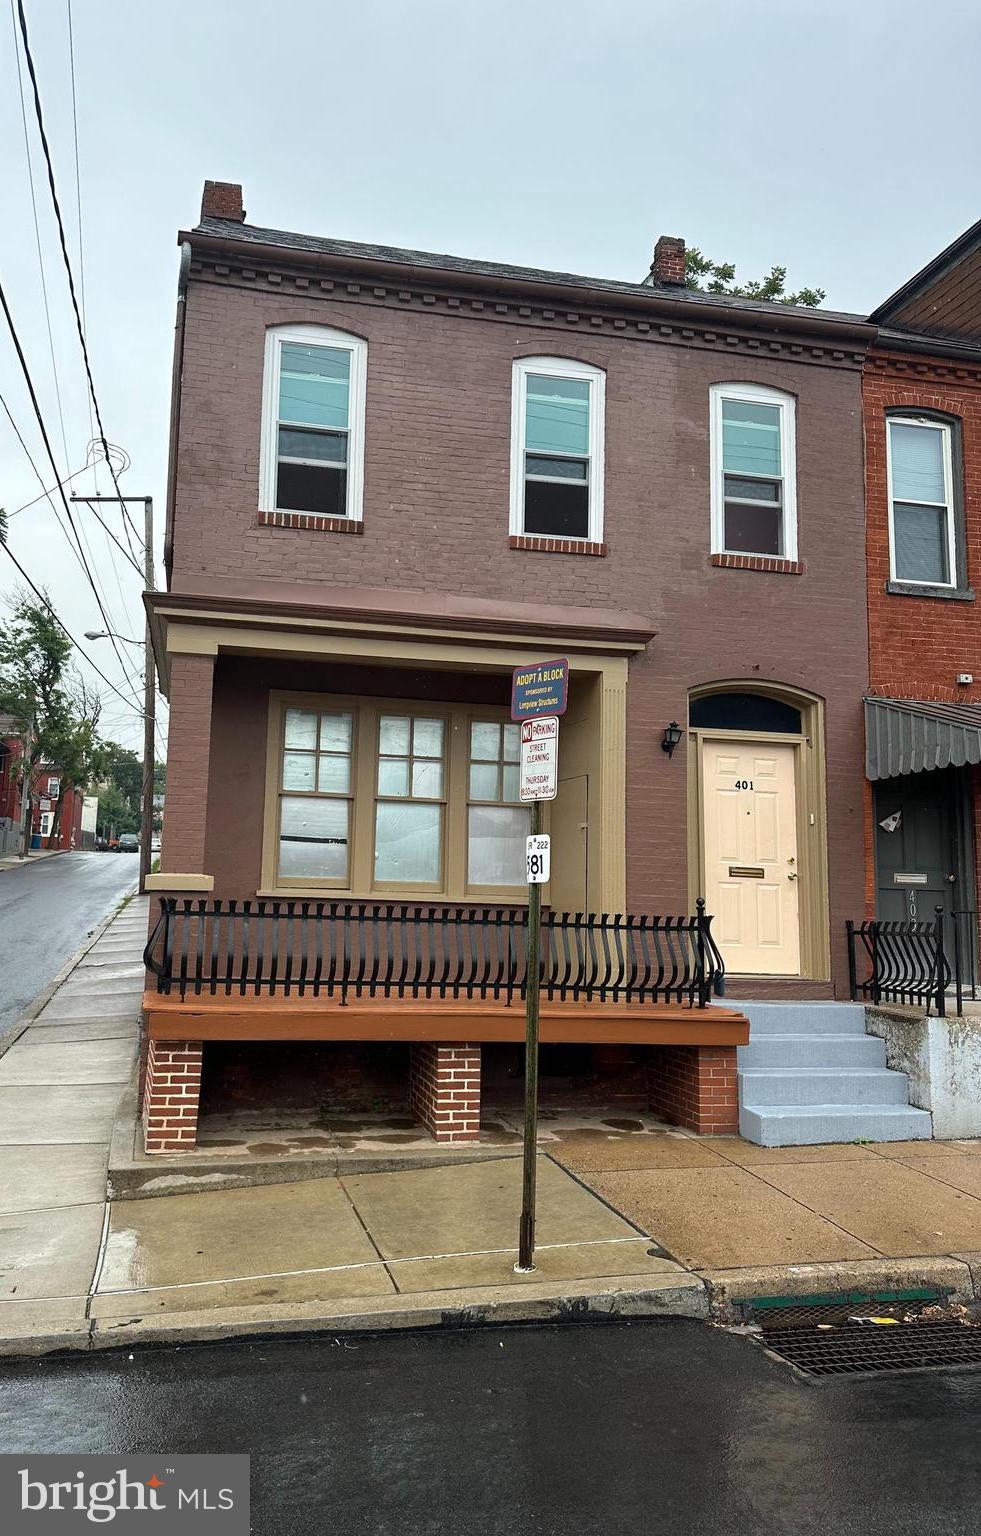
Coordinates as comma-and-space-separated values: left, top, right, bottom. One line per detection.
893, 872, 928, 886
729, 865, 765, 878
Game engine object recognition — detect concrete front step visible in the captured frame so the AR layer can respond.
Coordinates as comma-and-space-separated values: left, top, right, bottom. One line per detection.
739, 1067, 910, 1107
738, 1034, 887, 1070
739, 1102, 933, 1147
735, 1002, 868, 1035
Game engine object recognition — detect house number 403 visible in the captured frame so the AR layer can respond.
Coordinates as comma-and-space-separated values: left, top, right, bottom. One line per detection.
735, 779, 754, 790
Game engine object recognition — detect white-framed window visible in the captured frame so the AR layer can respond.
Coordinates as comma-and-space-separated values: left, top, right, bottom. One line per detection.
259, 324, 367, 521
509, 356, 605, 543
710, 383, 797, 560
886, 416, 957, 588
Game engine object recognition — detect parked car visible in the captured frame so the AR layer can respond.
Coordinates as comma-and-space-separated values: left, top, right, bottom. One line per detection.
117, 833, 139, 853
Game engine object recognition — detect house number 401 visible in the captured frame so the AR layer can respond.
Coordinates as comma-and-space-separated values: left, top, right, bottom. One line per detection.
735, 779, 754, 790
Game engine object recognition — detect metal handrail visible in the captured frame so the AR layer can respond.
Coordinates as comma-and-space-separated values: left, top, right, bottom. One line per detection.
846, 906, 951, 1016
144, 897, 726, 1009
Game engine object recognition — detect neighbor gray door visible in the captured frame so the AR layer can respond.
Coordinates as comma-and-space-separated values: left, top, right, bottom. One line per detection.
874, 771, 960, 925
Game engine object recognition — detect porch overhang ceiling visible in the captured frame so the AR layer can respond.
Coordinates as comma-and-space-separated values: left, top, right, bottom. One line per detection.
145, 579, 656, 695
865, 696, 981, 781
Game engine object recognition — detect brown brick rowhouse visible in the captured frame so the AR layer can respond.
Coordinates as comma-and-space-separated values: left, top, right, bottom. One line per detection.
144, 181, 881, 1153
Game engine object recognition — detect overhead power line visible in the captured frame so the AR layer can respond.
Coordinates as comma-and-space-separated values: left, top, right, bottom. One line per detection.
65, 0, 97, 490
0, 275, 144, 710
14, 0, 146, 562
0, 537, 147, 719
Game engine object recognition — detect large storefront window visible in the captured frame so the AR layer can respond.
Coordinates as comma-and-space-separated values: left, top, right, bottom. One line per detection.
269, 696, 533, 898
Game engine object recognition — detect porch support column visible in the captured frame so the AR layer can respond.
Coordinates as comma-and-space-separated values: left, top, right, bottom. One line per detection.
409, 1042, 481, 1144
648, 1044, 739, 1135
143, 1039, 204, 1154
149, 651, 216, 886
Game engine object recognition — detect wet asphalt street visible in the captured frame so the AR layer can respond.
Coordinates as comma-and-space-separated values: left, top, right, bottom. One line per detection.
0, 852, 139, 1039
1, 1319, 979, 1535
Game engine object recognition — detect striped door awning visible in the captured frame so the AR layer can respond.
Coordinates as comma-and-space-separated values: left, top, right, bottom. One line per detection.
865, 696, 981, 780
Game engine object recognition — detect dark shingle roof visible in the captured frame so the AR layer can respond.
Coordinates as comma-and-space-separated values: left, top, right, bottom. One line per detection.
192, 216, 867, 328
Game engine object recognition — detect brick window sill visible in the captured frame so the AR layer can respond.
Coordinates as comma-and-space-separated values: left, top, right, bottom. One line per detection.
509, 534, 606, 557
258, 510, 363, 534
711, 552, 804, 575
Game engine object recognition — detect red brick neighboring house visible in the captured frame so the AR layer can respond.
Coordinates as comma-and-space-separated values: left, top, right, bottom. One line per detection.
863, 219, 981, 982
0, 718, 85, 855
142, 181, 877, 1154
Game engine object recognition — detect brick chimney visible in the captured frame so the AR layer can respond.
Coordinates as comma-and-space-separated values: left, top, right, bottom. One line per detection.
650, 235, 686, 286
200, 181, 245, 223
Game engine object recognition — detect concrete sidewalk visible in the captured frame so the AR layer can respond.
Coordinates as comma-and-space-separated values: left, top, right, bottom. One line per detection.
0, 848, 66, 874
5, 899, 981, 1355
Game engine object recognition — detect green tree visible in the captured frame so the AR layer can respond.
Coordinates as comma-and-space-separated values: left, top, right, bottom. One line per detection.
685, 248, 826, 307
0, 592, 101, 851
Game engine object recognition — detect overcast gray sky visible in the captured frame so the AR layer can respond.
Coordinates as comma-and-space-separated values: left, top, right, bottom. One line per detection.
2, 0, 979, 753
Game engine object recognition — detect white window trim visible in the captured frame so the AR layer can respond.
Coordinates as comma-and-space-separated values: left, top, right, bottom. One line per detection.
509, 356, 605, 543
709, 382, 798, 561
885, 415, 957, 589
259, 323, 368, 522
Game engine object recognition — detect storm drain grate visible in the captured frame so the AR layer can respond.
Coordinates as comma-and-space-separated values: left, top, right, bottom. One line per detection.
761, 1319, 981, 1377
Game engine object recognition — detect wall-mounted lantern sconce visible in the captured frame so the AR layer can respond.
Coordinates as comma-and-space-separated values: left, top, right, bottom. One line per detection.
661, 720, 684, 759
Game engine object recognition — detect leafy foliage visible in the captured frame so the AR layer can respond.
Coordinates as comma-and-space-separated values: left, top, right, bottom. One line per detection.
685, 248, 826, 307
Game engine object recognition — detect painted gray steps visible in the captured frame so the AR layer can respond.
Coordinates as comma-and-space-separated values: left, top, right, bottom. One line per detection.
739, 1102, 933, 1147
732, 1002, 868, 1036
739, 1067, 910, 1107
738, 1034, 887, 1070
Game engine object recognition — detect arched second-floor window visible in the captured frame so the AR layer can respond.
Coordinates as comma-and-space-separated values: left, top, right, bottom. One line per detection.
509, 356, 605, 543
709, 382, 797, 561
259, 323, 368, 522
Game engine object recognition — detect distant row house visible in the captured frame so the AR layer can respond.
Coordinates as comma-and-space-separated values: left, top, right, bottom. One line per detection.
141, 183, 981, 1155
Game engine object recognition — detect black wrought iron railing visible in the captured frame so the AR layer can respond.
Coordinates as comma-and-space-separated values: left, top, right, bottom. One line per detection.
846, 907, 952, 1016
144, 898, 726, 1008
953, 909, 980, 1006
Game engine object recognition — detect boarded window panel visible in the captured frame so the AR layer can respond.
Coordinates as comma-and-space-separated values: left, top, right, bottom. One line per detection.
277, 462, 347, 516
525, 375, 590, 456
524, 479, 589, 539
468, 805, 530, 886
894, 502, 950, 584
284, 709, 318, 750
890, 422, 946, 504
722, 399, 782, 478
279, 343, 350, 430
282, 752, 317, 791
375, 802, 442, 883
279, 797, 349, 881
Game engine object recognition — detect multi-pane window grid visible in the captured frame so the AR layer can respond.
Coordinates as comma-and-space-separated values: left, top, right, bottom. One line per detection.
276, 341, 351, 517
523, 373, 591, 540
721, 397, 784, 557
888, 419, 954, 586
374, 716, 446, 886
278, 708, 354, 884
468, 722, 530, 888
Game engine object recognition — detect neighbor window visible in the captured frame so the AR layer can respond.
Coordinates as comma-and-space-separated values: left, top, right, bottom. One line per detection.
259, 324, 367, 520
269, 697, 536, 898
887, 417, 957, 588
710, 383, 797, 560
510, 357, 605, 542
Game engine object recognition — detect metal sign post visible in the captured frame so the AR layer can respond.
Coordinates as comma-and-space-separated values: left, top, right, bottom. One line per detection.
512, 663, 568, 1275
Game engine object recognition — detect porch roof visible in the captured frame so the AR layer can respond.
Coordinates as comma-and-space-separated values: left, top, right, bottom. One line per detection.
146, 578, 656, 691
865, 696, 981, 780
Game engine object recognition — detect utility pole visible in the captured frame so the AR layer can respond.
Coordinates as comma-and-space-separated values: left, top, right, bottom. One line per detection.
72, 493, 156, 892
18, 711, 35, 859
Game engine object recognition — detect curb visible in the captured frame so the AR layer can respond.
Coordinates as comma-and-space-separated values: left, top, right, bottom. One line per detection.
0, 884, 139, 1062
0, 1276, 711, 1358
0, 849, 67, 876
699, 1255, 977, 1321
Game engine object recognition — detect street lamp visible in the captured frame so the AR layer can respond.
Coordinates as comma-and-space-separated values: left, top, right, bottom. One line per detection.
85, 629, 143, 647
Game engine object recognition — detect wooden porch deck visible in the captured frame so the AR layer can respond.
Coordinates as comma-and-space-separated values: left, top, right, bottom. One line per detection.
143, 991, 749, 1046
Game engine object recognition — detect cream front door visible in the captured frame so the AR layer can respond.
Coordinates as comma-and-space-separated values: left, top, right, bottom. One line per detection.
701, 739, 800, 975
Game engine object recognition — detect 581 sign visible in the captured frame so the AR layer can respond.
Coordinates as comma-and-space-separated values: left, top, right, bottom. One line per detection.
526, 835, 550, 884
